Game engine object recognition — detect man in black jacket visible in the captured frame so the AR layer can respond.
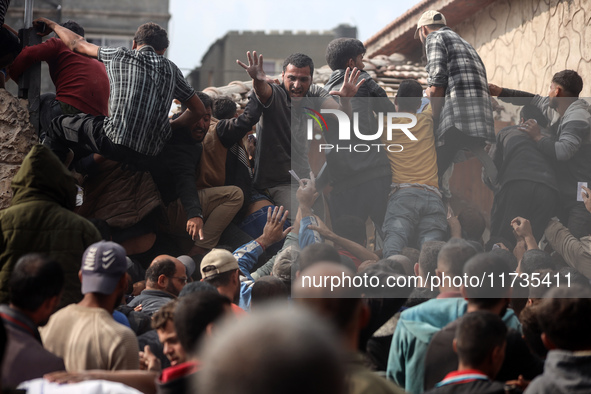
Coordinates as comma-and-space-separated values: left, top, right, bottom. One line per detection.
486, 104, 559, 245
490, 70, 591, 239
154, 92, 261, 256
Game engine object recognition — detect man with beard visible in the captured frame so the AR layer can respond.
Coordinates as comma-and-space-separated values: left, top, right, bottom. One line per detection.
1, 254, 65, 387
127, 256, 188, 316
153, 92, 243, 256
490, 70, 591, 239
41, 241, 139, 371
237, 51, 363, 222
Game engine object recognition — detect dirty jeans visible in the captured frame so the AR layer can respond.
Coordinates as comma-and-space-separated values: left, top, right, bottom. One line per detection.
382, 187, 448, 258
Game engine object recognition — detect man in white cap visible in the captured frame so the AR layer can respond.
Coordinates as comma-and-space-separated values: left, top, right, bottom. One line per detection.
41, 241, 140, 371
201, 205, 292, 312
415, 10, 497, 191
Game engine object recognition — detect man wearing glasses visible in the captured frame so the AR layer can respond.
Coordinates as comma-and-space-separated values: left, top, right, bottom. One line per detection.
127, 256, 188, 316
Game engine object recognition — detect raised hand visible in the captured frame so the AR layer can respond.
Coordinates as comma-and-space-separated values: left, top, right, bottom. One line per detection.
33, 17, 56, 37
329, 67, 365, 97
237, 51, 267, 82
296, 171, 319, 210
511, 216, 533, 238
258, 206, 292, 248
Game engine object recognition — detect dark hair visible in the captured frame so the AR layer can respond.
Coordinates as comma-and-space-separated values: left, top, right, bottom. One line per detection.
488, 248, 518, 272
283, 53, 314, 77
152, 299, 177, 330
333, 215, 366, 246
528, 269, 557, 300
202, 269, 237, 288
145, 259, 176, 284
299, 243, 341, 272
520, 305, 547, 359
179, 281, 218, 298
437, 238, 478, 277
520, 250, 555, 275
359, 261, 407, 298
213, 98, 237, 119
458, 208, 486, 242
133, 22, 169, 52
536, 286, 591, 350
9, 254, 64, 311
396, 80, 423, 112
463, 253, 511, 304
0, 28, 21, 68
520, 104, 548, 128
174, 292, 230, 352
377, 258, 407, 276
325, 38, 365, 71
196, 91, 213, 111
61, 20, 85, 37
401, 247, 420, 265
419, 241, 445, 277
558, 267, 590, 288
404, 287, 438, 308
251, 276, 288, 306
455, 311, 507, 368
552, 69, 583, 97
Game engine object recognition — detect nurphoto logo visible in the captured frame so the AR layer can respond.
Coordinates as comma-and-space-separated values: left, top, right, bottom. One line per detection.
304, 108, 419, 153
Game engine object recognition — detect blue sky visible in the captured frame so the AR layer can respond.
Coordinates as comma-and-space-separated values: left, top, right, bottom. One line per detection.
167, 0, 423, 74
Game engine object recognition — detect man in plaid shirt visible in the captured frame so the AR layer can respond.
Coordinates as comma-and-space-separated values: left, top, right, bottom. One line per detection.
35, 17, 206, 167
416, 10, 497, 188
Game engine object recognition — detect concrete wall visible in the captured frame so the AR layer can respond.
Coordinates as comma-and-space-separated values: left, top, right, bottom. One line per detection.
0, 91, 38, 210
198, 30, 338, 90
454, 0, 591, 97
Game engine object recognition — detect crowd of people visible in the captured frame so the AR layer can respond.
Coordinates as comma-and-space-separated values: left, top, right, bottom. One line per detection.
1, 3, 591, 394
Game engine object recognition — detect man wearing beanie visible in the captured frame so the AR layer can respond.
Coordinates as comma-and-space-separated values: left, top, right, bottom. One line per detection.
41, 241, 139, 371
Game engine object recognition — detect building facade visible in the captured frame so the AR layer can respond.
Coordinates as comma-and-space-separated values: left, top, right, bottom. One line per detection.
5, 0, 170, 94
364, 0, 591, 219
194, 24, 357, 90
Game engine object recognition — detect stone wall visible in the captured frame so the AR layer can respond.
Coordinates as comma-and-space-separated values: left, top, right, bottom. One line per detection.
0, 90, 37, 210
455, 0, 591, 96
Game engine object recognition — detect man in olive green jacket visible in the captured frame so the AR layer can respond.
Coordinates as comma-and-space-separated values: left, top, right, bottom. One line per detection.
0, 145, 101, 307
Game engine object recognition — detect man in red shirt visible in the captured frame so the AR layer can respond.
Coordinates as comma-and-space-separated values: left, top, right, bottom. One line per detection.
9, 20, 110, 138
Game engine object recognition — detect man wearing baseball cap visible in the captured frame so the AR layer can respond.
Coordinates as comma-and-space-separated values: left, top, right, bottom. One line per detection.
200, 205, 292, 312
41, 241, 140, 371
415, 10, 497, 196
200, 249, 246, 314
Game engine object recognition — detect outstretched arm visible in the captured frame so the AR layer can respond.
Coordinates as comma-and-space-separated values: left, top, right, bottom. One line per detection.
170, 93, 206, 132
237, 51, 273, 105
33, 17, 99, 58
307, 217, 379, 262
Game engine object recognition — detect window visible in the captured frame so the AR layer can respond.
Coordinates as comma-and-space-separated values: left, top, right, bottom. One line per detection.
86, 35, 133, 49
